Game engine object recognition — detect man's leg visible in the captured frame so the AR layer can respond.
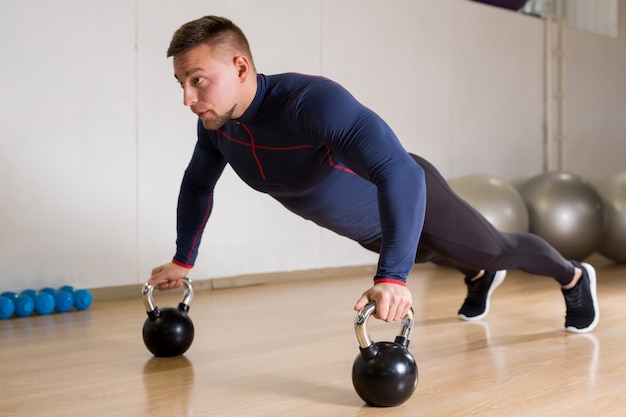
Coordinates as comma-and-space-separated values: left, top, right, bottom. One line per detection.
408, 153, 599, 332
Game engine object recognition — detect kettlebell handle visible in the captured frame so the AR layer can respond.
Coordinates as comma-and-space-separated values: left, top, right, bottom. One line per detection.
354, 301, 414, 349
142, 277, 194, 316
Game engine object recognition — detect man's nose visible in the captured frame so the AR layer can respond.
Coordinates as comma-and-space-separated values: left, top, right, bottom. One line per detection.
183, 87, 197, 107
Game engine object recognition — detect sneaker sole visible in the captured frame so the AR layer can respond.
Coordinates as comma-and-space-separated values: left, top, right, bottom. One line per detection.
458, 270, 507, 321
566, 262, 599, 333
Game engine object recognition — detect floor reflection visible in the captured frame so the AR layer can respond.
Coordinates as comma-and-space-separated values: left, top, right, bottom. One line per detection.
143, 355, 195, 416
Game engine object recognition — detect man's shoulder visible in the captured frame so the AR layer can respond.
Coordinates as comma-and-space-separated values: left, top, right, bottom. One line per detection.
265, 72, 335, 91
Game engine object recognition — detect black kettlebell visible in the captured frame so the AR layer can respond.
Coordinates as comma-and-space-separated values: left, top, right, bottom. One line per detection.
352, 302, 418, 407
142, 277, 195, 357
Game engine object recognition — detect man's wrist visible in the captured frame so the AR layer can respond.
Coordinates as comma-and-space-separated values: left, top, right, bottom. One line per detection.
373, 277, 407, 287
172, 259, 193, 269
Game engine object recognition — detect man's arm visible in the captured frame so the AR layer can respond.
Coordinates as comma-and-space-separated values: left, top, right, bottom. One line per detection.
149, 124, 227, 289
298, 79, 426, 320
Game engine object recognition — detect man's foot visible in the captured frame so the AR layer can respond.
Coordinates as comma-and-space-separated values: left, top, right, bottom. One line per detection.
458, 270, 506, 321
563, 261, 599, 333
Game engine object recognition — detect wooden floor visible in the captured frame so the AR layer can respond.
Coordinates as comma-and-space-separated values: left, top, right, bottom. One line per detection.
1, 257, 625, 417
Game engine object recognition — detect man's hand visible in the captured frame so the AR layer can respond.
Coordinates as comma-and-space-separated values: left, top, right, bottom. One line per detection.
148, 262, 192, 291
354, 282, 412, 322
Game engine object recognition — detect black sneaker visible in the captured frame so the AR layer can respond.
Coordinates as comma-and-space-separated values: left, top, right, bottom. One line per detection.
458, 270, 506, 321
563, 261, 599, 333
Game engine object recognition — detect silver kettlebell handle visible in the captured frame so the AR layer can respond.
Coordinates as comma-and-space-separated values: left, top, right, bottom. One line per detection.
354, 301, 414, 349
142, 277, 194, 313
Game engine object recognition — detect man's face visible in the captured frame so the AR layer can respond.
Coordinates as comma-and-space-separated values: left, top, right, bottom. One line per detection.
173, 44, 240, 130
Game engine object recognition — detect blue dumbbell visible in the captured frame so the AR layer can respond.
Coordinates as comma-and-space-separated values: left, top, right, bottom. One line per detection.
58, 285, 75, 294
54, 286, 93, 311
20, 289, 38, 300
15, 295, 35, 318
1, 291, 18, 302
0, 296, 15, 320
73, 289, 93, 311
55, 290, 74, 313
40, 287, 57, 296
35, 292, 56, 315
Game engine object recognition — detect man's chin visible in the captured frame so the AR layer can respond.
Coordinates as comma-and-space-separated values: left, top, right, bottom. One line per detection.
200, 118, 227, 131
198, 106, 236, 130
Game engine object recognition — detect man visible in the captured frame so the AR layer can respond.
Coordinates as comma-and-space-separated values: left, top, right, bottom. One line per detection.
149, 15, 599, 332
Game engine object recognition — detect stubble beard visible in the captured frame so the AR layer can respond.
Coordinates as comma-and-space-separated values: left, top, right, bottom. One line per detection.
200, 104, 237, 130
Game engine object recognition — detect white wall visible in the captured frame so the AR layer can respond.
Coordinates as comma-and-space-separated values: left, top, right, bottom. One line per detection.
0, 0, 138, 288
563, 25, 626, 178
0, 0, 624, 291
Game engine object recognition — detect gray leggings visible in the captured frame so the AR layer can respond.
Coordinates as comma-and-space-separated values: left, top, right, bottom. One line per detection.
361, 153, 575, 285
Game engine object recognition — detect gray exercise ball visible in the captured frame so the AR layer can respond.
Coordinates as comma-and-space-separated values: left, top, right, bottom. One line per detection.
518, 172, 604, 260
593, 170, 626, 263
448, 173, 529, 233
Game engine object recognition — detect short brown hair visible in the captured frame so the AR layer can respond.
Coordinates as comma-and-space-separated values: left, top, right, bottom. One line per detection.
167, 15, 254, 67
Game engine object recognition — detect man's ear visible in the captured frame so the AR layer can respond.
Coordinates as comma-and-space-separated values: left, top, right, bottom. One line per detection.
234, 55, 251, 81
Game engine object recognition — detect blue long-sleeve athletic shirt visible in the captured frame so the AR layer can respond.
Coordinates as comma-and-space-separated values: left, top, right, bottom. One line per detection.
173, 73, 426, 284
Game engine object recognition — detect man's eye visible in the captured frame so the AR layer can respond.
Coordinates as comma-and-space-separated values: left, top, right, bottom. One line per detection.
193, 77, 204, 85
